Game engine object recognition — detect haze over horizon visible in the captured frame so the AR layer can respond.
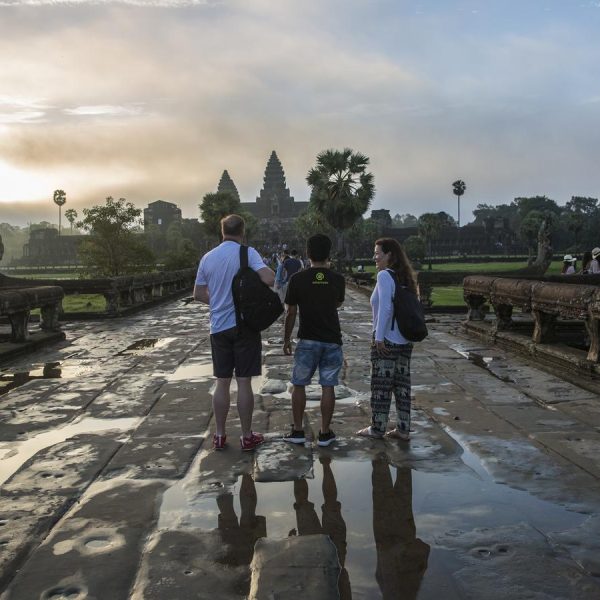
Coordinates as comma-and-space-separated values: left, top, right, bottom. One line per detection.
1, 0, 600, 227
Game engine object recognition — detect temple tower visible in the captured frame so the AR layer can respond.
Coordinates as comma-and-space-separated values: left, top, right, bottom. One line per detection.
255, 151, 295, 218
217, 169, 241, 202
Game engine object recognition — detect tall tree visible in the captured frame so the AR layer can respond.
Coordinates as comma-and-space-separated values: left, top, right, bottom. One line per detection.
77, 196, 155, 277
513, 196, 560, 219
53, 190, 66, 236
452, 180, 466, 227
418, 213, 443, 270
199, 191, 246, 241
306, 148, 375, 266
562, 196, 598, 252
64, 208, 78, 234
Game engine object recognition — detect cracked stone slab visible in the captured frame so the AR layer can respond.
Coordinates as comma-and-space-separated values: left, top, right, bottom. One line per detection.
0, 386, 102, 441
253, 440, 313, 482
549, 514, 600, 576
491, 365, 598, 405
88, 389, 161, 418
2, 434, 120, 498
2, 481, 166, 600
491, 404, 590, 434
416, 393, 518, 437
0, 511, 59, 591
436, 524, 600, 599
132, 410, 210, 439
102, 437, 205, 480
132, 529, 251, 600
455, 433, 600, 511
249, 535, 340, 600
532, 431, 600, 480
558, 400, 600, 431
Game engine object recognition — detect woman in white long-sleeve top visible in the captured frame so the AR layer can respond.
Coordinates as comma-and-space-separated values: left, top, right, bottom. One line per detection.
357, 238, 417, 441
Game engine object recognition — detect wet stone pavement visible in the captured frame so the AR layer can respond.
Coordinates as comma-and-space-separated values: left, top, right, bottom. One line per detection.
1, 289, 600, 599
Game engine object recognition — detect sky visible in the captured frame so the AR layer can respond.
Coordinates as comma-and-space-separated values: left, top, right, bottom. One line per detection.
1, 0, 600, 227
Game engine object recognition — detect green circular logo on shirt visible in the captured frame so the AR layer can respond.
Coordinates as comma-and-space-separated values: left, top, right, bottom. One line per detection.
315, 272, 325, 281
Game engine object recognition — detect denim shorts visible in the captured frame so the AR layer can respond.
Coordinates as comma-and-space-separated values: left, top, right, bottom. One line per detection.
291, 339, 343, 387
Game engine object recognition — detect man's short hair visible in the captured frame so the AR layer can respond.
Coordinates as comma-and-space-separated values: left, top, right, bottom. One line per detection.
221, 214, 245, 238
307, 234, 332, 262
290, 249, 298, 256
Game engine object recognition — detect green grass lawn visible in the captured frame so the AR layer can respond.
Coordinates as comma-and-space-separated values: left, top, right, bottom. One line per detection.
430, 286, 464, 306
63, 294, 106, 312
31, 294, 106, 316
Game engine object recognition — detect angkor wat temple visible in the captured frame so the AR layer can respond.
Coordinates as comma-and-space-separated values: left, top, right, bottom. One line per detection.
223, 150, 308, 248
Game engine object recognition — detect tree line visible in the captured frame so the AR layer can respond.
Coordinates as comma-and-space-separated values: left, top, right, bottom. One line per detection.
3, 149, 598, 277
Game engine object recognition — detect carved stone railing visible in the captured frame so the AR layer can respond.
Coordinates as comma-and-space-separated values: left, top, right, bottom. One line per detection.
0, 286, 64, 342
0, 269, 196, 317
463, 274, 600, 362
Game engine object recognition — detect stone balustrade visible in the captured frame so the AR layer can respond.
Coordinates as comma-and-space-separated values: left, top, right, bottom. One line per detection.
0, 286, 64, 342
463, 274, 600, 362
0, 269, 196, 317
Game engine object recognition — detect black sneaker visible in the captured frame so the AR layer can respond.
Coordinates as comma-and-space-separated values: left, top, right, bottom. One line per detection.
317, 430, 336, 447
283, 427, 306, 444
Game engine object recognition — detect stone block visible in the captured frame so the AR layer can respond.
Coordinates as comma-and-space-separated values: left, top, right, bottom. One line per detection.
249, 535, 340, 600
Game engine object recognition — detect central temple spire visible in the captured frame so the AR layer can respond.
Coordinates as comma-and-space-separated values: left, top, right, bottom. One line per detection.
256, 151, 293, 216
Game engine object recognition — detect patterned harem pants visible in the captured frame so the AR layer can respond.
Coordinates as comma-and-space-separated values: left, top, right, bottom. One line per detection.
370, 341, 413, 435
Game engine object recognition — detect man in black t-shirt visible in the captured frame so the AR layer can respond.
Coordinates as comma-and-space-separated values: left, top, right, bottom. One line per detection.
283, 234, 345, 447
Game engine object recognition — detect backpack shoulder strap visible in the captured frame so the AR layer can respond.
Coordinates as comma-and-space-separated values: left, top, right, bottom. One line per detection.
239, 245, 249, 269
385, 269, 398, 331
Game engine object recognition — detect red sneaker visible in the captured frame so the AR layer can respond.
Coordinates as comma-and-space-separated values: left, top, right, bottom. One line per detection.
213, 434, 227, 450
240, 432, 265, 452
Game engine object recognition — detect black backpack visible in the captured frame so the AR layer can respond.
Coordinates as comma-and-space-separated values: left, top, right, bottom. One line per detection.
387, 269, 428, 342
232, 245, 283, 332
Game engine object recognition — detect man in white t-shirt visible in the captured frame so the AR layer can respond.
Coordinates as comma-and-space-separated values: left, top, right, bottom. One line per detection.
194, 214, 275, 452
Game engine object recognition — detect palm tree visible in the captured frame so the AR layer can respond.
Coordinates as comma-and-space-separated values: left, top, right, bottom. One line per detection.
64, 208, 78, 234
306, 148, 375, 268
452, 180, 466, 228
53, 190, 67, 236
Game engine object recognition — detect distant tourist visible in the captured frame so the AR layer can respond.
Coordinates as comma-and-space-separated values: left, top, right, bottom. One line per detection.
561, 254, 577, 275
358, 238, 417, 440
580, 251, 593, 274
193, 214, 274, 451
284, 249, 303, 278
589, 247, 600, 274
283, 234, 345, 447
275, 250, 290, 302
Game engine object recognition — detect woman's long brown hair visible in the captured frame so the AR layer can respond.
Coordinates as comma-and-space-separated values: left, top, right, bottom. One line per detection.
375, 237, 418, 294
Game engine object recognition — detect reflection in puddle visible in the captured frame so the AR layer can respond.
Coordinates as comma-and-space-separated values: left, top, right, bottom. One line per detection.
159, 447, 586, 599
0, 416, 139, 485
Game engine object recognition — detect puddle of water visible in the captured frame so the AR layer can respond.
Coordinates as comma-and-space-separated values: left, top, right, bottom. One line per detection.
158, 444, 588, 599
0, 362, 89, 397
116, 337, 175, 356
0, 416, 139, 485
167, 362, 214, 382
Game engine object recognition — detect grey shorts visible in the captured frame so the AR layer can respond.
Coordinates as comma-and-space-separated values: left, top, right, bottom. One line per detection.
210, 326, 261, 378
291, 339, 343, 387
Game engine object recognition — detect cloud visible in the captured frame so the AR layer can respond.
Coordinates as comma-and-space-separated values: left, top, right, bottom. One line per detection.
0, 0, 212, 6
1, 0, 600, 226
63, 104, 145, 117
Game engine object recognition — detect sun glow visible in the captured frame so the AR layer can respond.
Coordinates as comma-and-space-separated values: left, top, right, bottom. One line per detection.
0, 161, 57, 205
